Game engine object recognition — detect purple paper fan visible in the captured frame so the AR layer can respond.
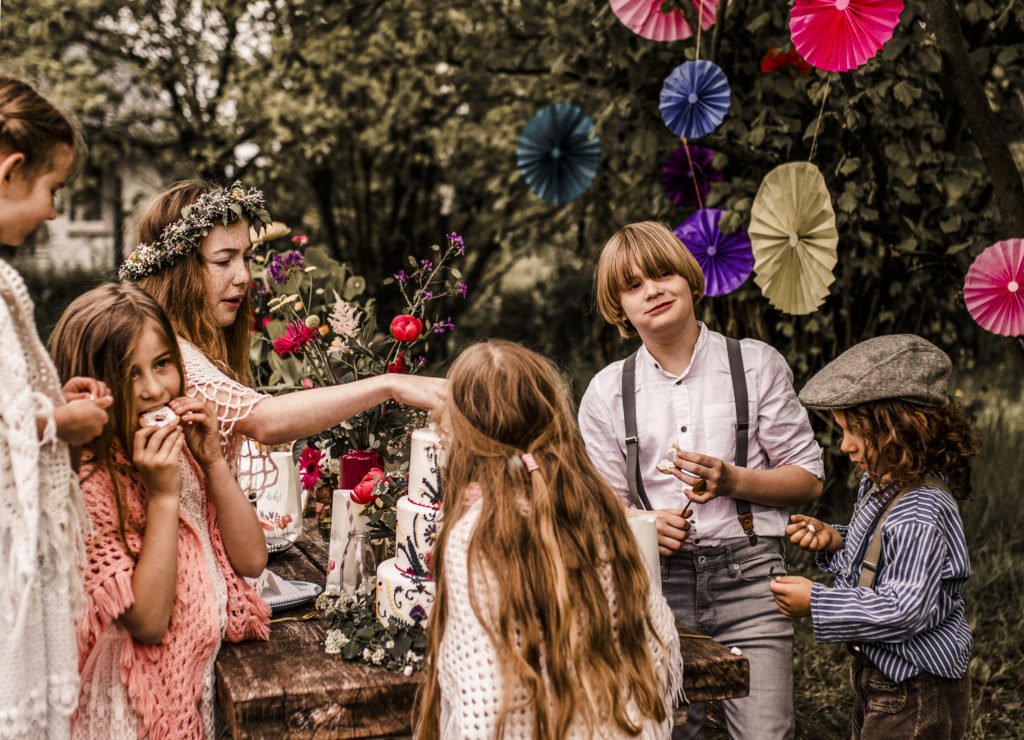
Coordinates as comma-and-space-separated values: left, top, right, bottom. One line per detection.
674, 209, 753, 297
662, 145, 723, 208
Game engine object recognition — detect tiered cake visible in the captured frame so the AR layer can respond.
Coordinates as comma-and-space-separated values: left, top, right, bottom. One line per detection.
375, 426, 444, 627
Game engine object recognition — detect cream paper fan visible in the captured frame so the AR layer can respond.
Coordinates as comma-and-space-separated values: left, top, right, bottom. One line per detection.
749, 162, 838, 315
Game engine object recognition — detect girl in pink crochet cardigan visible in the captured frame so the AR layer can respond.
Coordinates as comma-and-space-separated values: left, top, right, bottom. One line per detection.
51, 284, 270, 740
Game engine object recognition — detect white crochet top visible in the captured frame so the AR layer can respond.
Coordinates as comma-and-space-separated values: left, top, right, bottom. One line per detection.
0, 259, 85, 739
437, 499, 682, 739
177, 339, 277, 501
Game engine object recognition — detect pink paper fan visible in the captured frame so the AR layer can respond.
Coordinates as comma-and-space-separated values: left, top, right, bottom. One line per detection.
609, 0, 720, 42
790, 0, 905, 73
964, 238, 1024, 337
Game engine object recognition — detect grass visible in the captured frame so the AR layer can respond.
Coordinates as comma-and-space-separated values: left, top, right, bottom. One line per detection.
785, 405, 1024, 738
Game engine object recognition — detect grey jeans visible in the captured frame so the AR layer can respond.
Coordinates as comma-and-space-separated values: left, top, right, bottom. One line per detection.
663, 537, 795, 740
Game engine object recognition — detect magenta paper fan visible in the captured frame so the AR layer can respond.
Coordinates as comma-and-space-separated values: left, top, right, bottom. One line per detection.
609, 0, 720, 42
662, 144, 723, 208
674, 209, 753, 297
790, 0, 905, 73
964, 238, 1024, 337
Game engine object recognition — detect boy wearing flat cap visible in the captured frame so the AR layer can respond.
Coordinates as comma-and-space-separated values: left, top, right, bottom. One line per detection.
580, 221, 824, 739
770, 334, 975, 739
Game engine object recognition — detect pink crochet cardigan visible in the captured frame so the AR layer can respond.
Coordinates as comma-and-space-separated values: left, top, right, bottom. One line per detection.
74, 447, 269, 739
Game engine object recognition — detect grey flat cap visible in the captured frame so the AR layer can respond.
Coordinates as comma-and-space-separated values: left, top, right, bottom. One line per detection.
800, 334, 951, 409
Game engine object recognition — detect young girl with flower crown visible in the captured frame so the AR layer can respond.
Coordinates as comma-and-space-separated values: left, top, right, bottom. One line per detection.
50, 283, 270, 739
119, 180, 445, 501
0, 73, 113, 738
418, 340, 682, 739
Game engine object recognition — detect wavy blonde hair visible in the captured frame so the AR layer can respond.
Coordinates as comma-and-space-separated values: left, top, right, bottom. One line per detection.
417, 340, 668, 739
130, 179, 254, 384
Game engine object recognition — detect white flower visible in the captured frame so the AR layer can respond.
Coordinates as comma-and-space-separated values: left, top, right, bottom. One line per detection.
370, 647, 386, 664
328, 291, 361, 342
325, 630, 346, 654
385, 639, 395, 649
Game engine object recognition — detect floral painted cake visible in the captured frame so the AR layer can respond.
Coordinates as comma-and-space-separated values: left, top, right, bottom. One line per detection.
376, 426, 443, 627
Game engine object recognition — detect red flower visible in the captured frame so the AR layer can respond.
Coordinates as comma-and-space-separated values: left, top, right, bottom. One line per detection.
273, 320, 318, 357
387, 352, 407, 374
390, 314, 424, 342
298, 447, 324, 491
351, 467, 386, 505
761, 47, 811, 75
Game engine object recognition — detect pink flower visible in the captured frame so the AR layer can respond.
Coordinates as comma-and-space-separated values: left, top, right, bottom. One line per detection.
274, 321, 318, 357
291, 234, 309, 246
301, 378, 315, 389
390, 314, 423, 342
351, 467, 385, 505
299, 447, 324, 490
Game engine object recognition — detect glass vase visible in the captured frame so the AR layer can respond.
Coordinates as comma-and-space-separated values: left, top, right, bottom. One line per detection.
340, 529, 379, 595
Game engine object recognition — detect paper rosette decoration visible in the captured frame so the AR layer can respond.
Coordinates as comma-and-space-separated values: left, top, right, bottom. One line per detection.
674, 209, 753, 297
659, 60, 731, 139
662, 144, 723, 208
517, 103, 601, 206
609, 0, 720, 42
963, 238, 1024, 337
749, 162, 838, 315
790, 0, 905, 73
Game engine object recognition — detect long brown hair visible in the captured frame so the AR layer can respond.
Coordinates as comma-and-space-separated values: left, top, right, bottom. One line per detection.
131, 179, 254, 383
841, 398, 977, 498
417, 341, 668, 739
50, 283, 185, 557
0, 73, 86, 178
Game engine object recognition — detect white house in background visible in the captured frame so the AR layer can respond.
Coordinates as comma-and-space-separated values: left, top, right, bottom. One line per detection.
33, 164, 164, 272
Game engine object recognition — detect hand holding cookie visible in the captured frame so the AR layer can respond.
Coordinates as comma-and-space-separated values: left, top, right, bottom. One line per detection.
167, 397, 223, 468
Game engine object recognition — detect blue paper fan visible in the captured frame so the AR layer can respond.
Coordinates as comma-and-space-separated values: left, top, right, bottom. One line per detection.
659, 60, 731, 139
517, 103, 601, 205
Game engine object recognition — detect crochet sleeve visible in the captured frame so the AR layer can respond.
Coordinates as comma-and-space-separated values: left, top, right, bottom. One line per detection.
76, 465, 142, 668
438, 504, 516, 739
177, 340, 278, 500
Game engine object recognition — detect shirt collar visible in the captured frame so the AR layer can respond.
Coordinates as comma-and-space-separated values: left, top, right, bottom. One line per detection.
637, 321, 709, 381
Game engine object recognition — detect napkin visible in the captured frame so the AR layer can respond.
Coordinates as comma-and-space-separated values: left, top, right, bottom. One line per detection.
248, 569, 319, 608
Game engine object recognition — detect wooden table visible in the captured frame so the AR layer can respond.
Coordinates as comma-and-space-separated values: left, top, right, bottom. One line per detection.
216, 520, 749, 739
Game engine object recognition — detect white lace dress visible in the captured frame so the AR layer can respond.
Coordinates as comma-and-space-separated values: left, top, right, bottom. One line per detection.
0, 259, 85, 739
177, 340, 277, 501
437, 499, 683, 739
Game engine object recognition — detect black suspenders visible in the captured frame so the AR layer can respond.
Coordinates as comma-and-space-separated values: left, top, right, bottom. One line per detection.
621, 337, 758, 545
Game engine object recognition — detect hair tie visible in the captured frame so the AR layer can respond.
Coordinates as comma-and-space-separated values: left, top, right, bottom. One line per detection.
520, 453, 539, 473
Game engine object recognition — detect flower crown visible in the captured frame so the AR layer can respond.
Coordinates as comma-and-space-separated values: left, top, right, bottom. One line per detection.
117, 182, 272, 282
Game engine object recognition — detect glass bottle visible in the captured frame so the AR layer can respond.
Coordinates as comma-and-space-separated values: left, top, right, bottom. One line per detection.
340, 530, 378, 594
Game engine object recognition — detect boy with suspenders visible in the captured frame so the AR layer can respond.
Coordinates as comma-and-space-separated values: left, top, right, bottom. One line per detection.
579, 222, 824, 738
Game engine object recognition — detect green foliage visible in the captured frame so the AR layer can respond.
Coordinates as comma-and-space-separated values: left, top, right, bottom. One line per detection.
0, 256, 107, 340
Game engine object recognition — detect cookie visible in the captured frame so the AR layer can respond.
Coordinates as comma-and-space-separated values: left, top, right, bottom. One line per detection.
139, 406, 178, 428
656, 458, 675, 474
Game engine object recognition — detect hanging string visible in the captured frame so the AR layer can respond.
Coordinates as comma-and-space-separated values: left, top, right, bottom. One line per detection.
681, 136, 705, 210
807, 72, 833, 164
694, 0, 704, 61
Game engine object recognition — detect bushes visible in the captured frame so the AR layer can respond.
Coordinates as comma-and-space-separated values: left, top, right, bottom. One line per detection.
1, 257, 108, 341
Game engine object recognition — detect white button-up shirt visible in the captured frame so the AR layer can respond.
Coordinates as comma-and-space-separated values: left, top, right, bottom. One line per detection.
578, 324, 823, 546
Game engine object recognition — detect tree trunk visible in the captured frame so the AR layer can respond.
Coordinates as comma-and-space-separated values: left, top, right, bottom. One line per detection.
924, 0, 1024, 235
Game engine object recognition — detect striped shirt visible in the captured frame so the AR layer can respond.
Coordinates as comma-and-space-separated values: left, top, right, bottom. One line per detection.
811, 475, 972, 683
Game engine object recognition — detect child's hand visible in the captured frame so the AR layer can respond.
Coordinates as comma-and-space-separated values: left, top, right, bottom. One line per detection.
53, 397, 113, 445
169, 397, 223, 469
133, 423, 184, 497
61, 376, 112, 405
786, 514, 842, 552
667, 446, 735, 504
769, 575, 813, 618
653, 508, 693, 555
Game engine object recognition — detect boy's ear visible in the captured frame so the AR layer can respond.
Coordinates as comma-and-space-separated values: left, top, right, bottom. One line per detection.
0, 152, 26, 193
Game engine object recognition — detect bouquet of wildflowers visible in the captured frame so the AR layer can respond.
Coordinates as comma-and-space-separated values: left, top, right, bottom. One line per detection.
250, 232, 467, 488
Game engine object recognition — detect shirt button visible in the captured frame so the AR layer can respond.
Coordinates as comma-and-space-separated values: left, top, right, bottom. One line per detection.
693, 538, 701, 544
680, 426, 687, 432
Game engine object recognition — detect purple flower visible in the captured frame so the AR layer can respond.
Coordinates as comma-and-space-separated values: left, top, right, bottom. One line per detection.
457, 282, 468, 299
415, 355, 428, 369
422, 290, 433, 301
419, 259, 434, 272
394, 269, 409, 284
447, 232, 465, 255
268, 251, 305, 284
432, 317, 455, 335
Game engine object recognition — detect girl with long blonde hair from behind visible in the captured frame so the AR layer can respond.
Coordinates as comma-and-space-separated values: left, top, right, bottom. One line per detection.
418, 341, 682, 739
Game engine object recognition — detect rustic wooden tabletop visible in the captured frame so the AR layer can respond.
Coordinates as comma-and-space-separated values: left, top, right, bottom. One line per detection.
216, 519, 749, 739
